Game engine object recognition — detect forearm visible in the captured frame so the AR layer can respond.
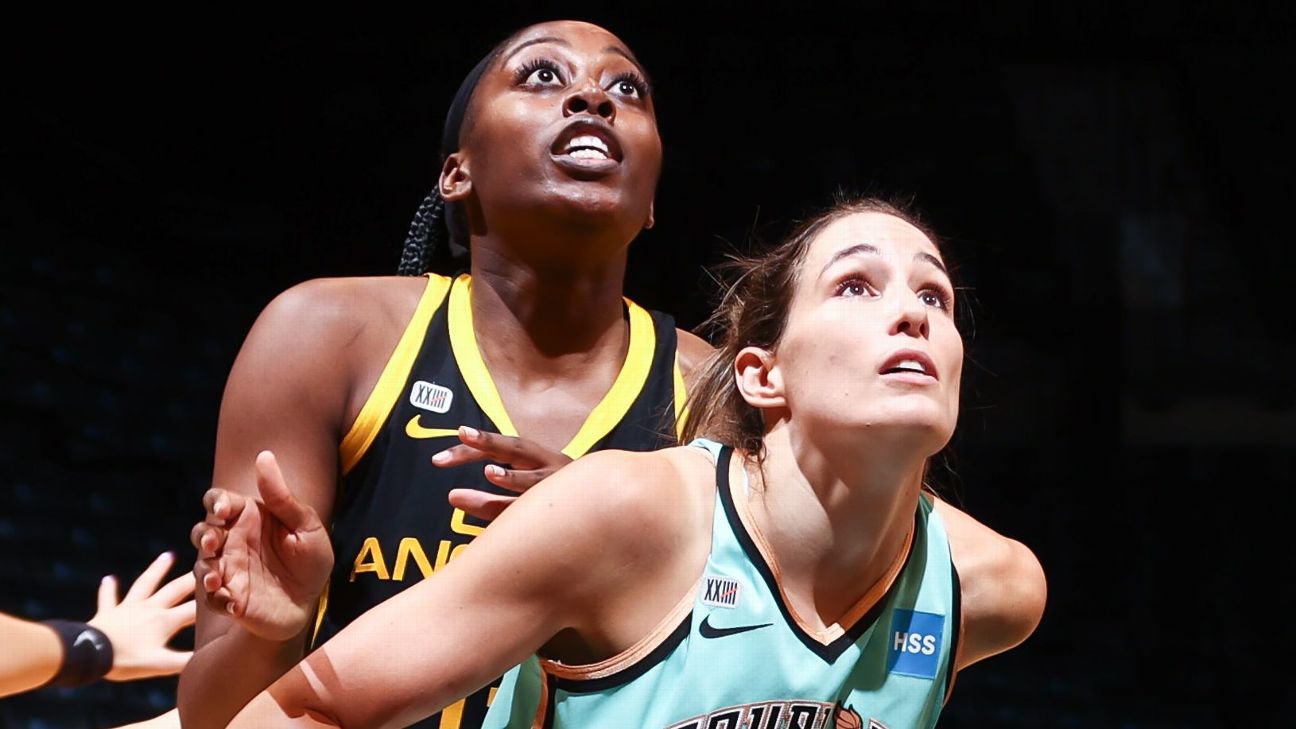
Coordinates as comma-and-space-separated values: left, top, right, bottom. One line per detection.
0, 615, 61, 697
230, 689, 340, 729
177, 626, 309, 729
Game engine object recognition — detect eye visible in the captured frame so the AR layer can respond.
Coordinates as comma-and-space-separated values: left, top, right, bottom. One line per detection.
835, 277, 875, 298
516, 58, 564, 87
918, 288, 953, 311
609, 71, 649, 100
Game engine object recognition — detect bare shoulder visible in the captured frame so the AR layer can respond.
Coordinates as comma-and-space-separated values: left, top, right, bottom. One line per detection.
933, 499, 1047, 669
217, 275, 432, 457
255, 275, 427, 340
513, 447, 716, 551
674, 328, 716, 381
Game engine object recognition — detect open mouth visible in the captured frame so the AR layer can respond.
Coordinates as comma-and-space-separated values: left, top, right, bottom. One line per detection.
551, 120, 624, 165
879, 351, 938, 380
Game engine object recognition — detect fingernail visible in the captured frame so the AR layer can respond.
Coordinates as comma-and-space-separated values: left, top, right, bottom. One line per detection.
432, 451, 449, 464
461, 426, 479, 438
227, 603, 236, 614
486, 465, 505, 477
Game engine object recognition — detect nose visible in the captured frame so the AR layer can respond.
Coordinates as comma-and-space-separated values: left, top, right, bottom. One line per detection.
890, 291, 930, 339
563, 82, 615, 122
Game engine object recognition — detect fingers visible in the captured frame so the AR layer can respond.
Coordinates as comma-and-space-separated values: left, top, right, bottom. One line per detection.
195, 554, 234, 615
191, 521, 229, 557
123, 551, 176, 603
151, 649, 194, 677
432, 427, 567, 470
201, 576, 237, 617
96, 574, 119, 613
446, 489, 517, 522
202, 488, 247, 525
198, 560, 223, 597
153, 571, 196, 607
192, 525, 227, 559
254, 450, 320, 532
483, 464, 551, 494
430, 443, 493, 468
166, 600, 197, 633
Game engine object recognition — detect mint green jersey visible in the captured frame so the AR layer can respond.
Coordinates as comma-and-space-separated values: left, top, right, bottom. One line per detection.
483, 439, 961, 729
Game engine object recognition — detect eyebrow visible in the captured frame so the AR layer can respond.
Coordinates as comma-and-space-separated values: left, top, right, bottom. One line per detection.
500, 36, 568, 66
819, 243, 949, 278
605, 45, 649, 78
499, 38, 649, 81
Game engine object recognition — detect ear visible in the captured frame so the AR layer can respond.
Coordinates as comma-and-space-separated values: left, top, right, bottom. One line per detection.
734, 346, 784, 410
643, 200, 655, 230
439, 153, 472, 202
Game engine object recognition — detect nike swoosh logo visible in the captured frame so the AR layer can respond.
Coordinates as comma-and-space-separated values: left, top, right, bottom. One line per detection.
405, 416, 460, 440
73, 630, 103, 650
699, 615, 771, 639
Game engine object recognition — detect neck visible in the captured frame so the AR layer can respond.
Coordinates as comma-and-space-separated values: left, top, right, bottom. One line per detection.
743, 421, 927, 619
468, 243, 631, 368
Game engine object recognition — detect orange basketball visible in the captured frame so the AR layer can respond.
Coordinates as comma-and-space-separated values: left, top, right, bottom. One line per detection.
835, 705, 863, 729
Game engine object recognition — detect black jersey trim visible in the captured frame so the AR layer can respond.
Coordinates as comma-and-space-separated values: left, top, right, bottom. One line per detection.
548, 611, 693, 695
715, 445, 920, 664
943, 554, 963, 706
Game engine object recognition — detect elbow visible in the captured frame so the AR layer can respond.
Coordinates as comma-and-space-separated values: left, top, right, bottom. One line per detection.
995, 539, 1048, 649
956, 538, 1048, 669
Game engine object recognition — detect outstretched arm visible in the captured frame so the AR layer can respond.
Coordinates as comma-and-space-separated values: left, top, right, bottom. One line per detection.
0, 551, 195, 698
228, 448, 700, 728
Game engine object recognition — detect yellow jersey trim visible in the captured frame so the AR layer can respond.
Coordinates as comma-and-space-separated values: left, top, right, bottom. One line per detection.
448, 274, 519, 437
338, 274, 452, 475
560, 301, 655, 458
447, 273, 658, 458
311, 580, 330, 648
672, 351, 689, 441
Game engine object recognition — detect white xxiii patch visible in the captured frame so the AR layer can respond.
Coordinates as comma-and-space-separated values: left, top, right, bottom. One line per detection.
701, 575, 742, 609
410, 380, 454, 413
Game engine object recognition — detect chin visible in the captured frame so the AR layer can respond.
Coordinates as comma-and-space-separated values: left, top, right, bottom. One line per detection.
847, 405, 956, 451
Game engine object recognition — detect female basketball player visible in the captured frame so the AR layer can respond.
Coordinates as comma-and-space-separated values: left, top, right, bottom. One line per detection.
176, 19, 712, 729
217, 196, 1048, 728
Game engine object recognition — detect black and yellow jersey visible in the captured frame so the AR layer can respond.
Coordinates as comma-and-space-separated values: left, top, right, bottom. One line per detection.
314, 273, 687, 729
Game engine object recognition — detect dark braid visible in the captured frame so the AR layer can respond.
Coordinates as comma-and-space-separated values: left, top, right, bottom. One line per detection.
397, 188, 446, 276
397, 27, 527, 275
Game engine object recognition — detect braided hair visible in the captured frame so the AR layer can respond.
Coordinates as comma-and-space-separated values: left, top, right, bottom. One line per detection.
396, 189, 448, 276
397, 30, 526, 276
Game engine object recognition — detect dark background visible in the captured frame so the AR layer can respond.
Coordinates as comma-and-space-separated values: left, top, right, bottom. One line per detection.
3, 2, 1294, 727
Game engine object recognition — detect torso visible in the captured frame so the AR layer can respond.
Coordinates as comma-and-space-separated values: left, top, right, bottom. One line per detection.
485, 440, 962, 729
318, 273, 686, 729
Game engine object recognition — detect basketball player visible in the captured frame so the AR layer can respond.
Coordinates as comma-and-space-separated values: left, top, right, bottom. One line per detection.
177, 19, 711, 729
216, 196, 1049, 728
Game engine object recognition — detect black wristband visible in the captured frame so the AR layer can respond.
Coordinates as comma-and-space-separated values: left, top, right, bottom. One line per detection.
40, 620, 114, 688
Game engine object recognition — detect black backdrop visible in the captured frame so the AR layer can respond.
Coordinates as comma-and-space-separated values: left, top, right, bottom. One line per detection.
3, 3, 1294, 727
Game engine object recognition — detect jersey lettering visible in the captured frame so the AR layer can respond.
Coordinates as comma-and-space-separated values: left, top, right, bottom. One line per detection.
667, 700, 832, 729
349, 536, 469, 582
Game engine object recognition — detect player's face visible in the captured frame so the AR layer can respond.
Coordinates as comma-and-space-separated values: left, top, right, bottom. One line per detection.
454, 21, 661, 250
774, 212, 962, 452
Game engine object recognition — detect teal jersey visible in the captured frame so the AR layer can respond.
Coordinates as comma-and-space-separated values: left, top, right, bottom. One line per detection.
484, 439, 962, 729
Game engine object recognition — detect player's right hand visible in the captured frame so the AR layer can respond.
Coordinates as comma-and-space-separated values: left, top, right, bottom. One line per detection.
190, 451, 333, 641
